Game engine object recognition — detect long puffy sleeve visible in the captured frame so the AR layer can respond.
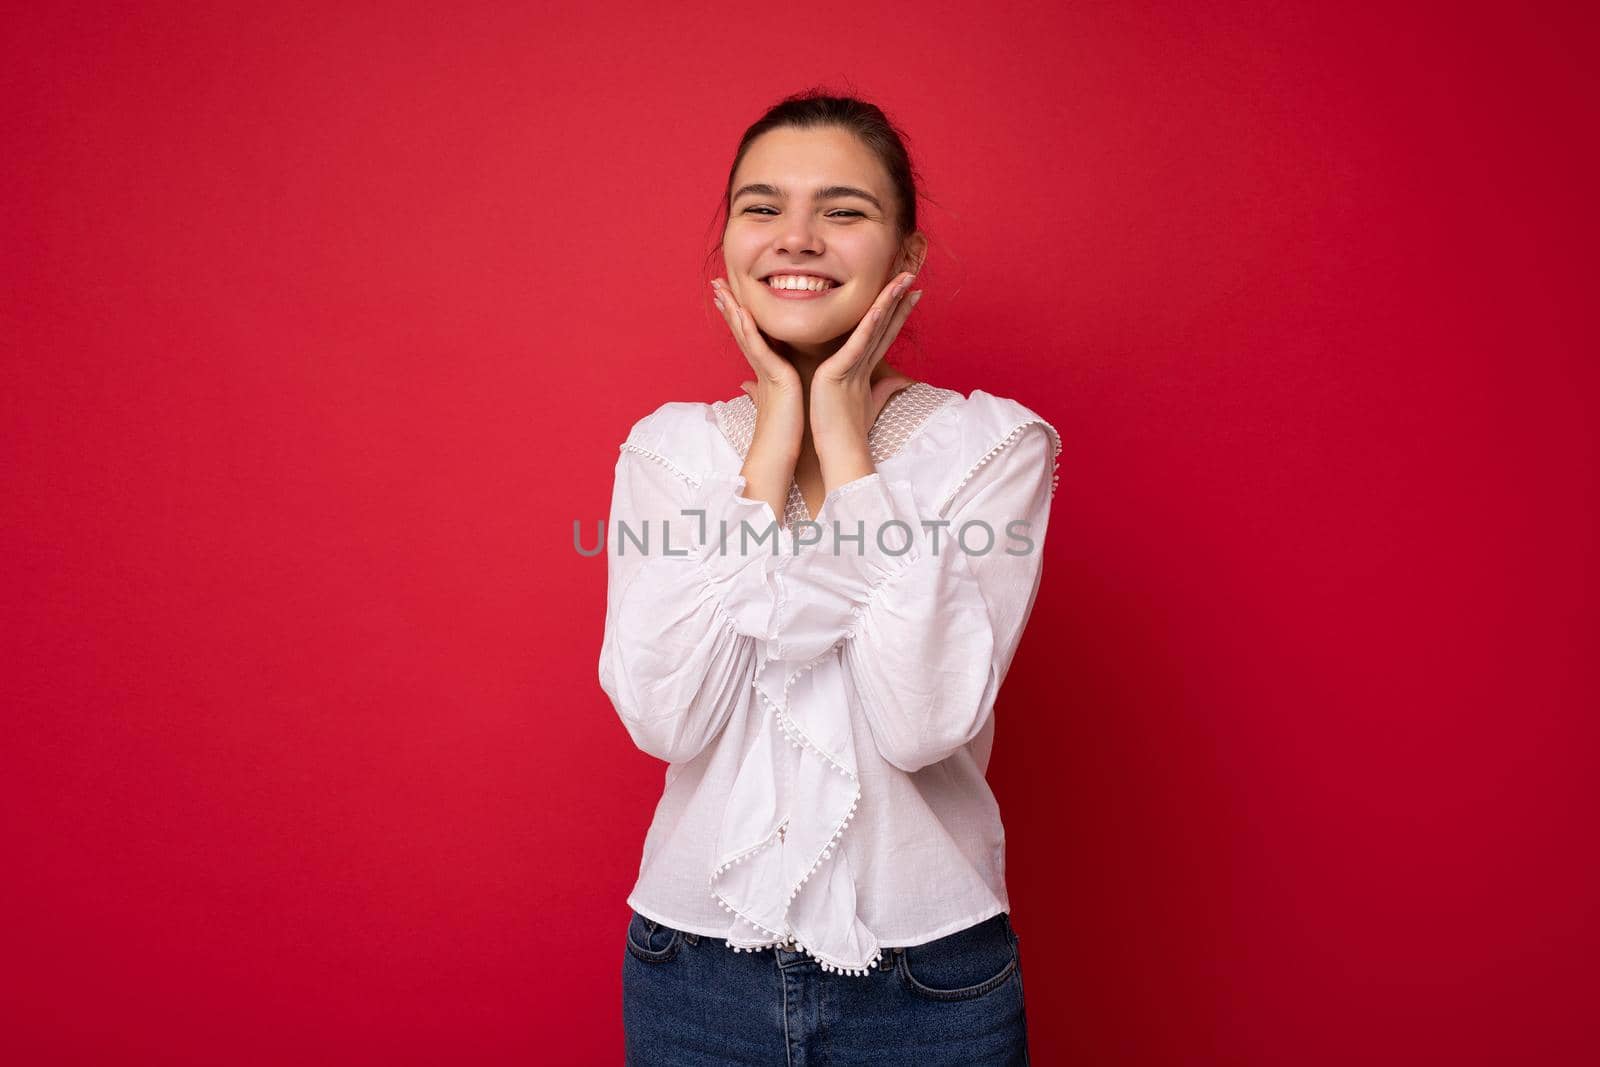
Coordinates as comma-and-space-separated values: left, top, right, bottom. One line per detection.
776, 422, 1058, 773
598, 437, 783, 764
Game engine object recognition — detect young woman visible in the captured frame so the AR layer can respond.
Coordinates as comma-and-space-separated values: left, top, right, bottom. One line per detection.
599, 90, 1060, 1065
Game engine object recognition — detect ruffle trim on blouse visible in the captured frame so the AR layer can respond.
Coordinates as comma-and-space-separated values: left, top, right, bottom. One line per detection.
707, 648, 885, 977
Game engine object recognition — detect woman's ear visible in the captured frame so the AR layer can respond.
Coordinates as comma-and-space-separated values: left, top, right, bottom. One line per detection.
901, 231, 930, 276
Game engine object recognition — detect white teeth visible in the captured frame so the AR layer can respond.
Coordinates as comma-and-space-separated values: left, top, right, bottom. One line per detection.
765, 275, 835, 291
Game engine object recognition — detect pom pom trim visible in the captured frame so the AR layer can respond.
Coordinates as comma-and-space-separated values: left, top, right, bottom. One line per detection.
936, 417, 1064, 517
707, 648, 883, 978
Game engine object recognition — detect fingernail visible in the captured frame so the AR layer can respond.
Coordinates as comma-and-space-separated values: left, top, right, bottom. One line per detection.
911, 290, 924, 302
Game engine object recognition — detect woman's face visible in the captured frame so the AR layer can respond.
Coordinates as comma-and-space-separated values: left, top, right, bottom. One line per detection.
721, 126, 924, 361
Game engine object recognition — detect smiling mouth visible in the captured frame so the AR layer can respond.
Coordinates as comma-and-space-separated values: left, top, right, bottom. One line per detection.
760, 275, 841, 298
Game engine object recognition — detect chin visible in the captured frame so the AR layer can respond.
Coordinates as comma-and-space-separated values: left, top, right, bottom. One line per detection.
760, 325, 843, 346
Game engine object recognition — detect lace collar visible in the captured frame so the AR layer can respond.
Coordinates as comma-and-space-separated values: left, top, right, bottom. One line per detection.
710, 381, 965, 528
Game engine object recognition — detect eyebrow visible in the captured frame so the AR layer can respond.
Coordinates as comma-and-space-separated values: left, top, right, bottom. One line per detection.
731, 183, 884, 213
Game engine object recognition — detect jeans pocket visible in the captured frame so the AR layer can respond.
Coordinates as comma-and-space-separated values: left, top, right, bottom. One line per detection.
625, 910, 683, 965
898, 912, 1018, 1002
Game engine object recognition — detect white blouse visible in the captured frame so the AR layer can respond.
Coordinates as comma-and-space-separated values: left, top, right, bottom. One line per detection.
598, 382, 1062, 977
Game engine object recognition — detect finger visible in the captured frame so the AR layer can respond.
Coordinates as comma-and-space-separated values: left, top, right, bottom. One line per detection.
711, 279, 752, 351
710, 278, 736, 330
827, 271, 916, 379
859, 271, 918, 366
712, 278, 784, 380
866, 288, 923, 372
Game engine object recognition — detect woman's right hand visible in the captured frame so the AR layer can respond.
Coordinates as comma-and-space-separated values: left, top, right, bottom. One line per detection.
712, 277, 801, 390
710, 277, 804, 437
711, 277, 803, 523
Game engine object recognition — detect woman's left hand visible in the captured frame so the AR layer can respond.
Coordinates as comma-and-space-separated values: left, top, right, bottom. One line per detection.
810, 271, 924, 448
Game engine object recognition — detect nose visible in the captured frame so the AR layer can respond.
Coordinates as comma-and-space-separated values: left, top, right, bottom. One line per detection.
774, 215, 821, 258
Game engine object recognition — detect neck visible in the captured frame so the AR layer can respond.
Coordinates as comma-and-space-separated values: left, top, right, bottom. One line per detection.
772, 340, 902, 400
772, 338, 840, 397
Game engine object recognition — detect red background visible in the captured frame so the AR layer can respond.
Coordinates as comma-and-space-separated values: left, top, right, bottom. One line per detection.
3, 2, 1595, 1063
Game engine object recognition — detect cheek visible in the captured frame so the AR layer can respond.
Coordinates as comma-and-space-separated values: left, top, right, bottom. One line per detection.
837, 287, 874, 316
723, 232, 762, 267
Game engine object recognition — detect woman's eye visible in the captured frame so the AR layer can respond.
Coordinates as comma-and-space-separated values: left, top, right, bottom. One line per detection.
741, 207, 863, 218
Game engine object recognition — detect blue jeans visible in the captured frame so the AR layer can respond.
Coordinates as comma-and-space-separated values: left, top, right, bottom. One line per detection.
622, 908, 1031, 1065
